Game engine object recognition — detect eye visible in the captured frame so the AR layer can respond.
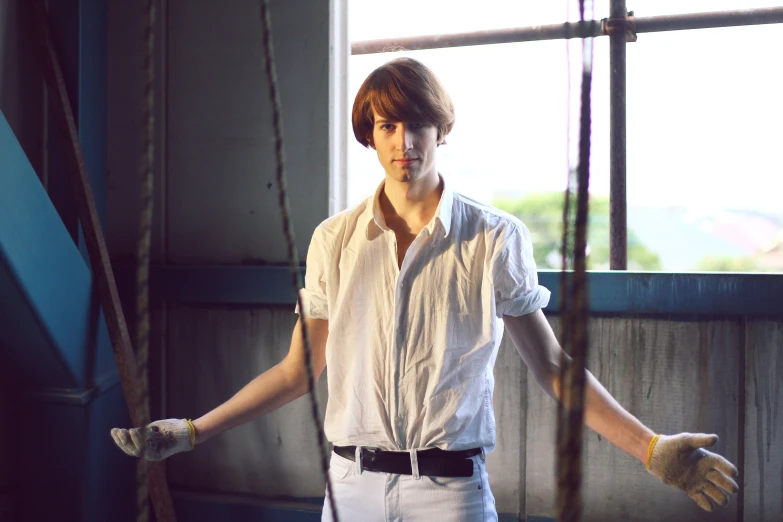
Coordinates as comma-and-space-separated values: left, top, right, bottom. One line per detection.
410, 122, 425, 129
380, 123, 394, 131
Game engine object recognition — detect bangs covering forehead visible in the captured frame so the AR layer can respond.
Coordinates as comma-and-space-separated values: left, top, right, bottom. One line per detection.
367, 68, 430, 125
352, 57, 455, 148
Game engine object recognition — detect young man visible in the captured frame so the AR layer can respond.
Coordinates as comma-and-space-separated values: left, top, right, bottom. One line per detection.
112, 57, 739, 521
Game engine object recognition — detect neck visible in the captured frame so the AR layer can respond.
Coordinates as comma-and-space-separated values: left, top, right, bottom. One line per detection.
380, 171, 443, 233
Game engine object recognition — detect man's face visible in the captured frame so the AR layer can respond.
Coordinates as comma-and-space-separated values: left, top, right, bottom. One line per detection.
370, 108, 438, 184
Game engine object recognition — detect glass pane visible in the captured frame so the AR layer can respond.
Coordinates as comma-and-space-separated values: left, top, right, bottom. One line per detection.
627, 25, 783, 272
347, 38, 612, 270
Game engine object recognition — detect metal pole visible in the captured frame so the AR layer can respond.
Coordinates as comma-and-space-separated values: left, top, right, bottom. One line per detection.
635, 7, 783, 33
351, 6, 783, 55
352, 21, 602, 54
609, 0, 627, 270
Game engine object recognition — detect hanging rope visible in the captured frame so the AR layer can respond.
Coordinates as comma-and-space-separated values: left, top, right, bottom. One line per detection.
134, 0, 157, 520
256, 2, 340, 520
556, 0, 594, 521
30, 1, 177, 520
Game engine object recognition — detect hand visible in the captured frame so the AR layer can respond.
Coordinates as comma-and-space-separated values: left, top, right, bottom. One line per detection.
110, 419, 195, 461
646, 433, 739, 511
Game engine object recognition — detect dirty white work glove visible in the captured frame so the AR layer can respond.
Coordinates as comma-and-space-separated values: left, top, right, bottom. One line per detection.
646, 433, 739, 512
111, 419, 195, 461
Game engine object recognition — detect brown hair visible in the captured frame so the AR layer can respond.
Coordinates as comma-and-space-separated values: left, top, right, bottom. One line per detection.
351, 57, 455, 148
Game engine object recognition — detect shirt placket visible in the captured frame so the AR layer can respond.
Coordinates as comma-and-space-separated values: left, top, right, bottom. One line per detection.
389, 229, 430, 449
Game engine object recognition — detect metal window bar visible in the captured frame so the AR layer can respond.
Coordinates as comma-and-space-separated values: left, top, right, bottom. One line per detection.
351, 7, 783, 55
609, 0, 627, 269
351, 6, 783, 270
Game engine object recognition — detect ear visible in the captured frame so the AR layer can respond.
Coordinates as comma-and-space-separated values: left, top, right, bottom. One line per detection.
365, 131, 375, 149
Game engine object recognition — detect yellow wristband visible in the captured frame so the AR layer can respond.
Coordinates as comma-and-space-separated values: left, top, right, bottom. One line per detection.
645, 434, 660, 470
184, 419, 196, 449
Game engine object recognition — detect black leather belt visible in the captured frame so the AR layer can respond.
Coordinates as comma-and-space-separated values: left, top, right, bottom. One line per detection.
333, 446, 481, 478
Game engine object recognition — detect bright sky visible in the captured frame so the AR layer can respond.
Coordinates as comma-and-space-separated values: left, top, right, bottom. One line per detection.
346, 1, 783, 215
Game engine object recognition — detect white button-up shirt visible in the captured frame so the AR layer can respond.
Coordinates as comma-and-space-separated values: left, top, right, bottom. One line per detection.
299, 177, 550, 453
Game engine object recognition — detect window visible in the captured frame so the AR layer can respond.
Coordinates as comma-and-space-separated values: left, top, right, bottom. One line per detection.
626, 25, 783, 272
346, 3, 783, 272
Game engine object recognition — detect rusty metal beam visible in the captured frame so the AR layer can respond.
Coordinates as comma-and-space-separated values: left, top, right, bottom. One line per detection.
30, 1, 177, 521
352, 21, 602, 54
351, 6, 783, 55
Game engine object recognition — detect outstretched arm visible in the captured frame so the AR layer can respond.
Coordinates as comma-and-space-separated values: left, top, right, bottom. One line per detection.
192, 316, 329, 444
111, 316, 329, 459
502, 310, 739, 511
503, 309, 654, 463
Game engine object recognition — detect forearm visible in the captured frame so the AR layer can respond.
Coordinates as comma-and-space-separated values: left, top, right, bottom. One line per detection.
551, 370, 655, 464
192, 316, 328, 445
192, 362, 306, 445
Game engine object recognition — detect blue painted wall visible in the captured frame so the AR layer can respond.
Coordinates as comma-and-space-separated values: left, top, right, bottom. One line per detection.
0, 1, 135, 521
0, 112, 92, 389
17, 386, 134, 522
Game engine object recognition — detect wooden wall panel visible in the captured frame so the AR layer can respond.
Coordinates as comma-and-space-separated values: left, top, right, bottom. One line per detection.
744, 320, 783, 522
526, 317, 741, 522
164, 311, 783, 521
166, 306, 330, 499
486, 334, 527, 517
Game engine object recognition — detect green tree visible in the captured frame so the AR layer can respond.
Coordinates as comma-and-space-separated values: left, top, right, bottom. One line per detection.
694, 255, 769, 272
493, 192, 662, 270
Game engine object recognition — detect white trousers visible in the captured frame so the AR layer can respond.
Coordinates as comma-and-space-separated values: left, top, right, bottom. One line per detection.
321, 450, 498, 522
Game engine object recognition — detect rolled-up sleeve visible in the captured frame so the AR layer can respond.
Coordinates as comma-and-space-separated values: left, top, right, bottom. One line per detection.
295, 226, 329, 320
491, 220, 551, 317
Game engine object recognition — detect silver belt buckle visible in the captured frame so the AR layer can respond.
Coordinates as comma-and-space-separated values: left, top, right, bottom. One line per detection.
358, 447, 376, 474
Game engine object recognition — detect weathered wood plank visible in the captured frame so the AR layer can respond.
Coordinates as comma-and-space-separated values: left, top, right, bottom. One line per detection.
526, 317, 741, 522
166, 309, 765, 522
487, 334, 527, 517
166, 306, 330, 498
744, 320, 783, 522
165, 305, 528, 513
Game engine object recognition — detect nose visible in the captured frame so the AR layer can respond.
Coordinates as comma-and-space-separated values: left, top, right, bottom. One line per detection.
395, 124, 413, 152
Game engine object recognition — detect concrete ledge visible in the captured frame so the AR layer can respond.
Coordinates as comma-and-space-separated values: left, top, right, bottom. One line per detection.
112, 264, 783, 316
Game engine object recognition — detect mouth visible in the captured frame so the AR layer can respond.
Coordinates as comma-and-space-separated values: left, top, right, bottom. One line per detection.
394, 159, 418, 166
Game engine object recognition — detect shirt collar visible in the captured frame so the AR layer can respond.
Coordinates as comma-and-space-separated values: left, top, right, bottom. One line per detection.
366, 175, 454, 239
